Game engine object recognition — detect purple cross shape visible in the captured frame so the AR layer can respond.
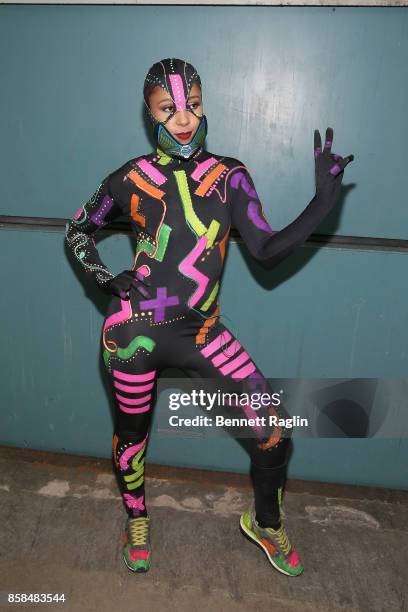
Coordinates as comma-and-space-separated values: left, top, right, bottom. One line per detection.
139, 287, 180, 322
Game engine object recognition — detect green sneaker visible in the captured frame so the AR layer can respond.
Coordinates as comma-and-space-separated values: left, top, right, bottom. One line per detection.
122, 516, 151, 573
240, 507, 304, 576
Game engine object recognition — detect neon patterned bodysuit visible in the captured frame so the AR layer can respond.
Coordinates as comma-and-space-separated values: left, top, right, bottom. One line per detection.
65, 58, 352, 531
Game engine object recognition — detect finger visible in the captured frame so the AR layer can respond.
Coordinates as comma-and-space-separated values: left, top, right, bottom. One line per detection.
324, 127, 334, 153
133, 270, 151, 286
132, 280, 150, 298
342, 154, 354, 167
334, 154, 354, 173
314, 129, 322, 159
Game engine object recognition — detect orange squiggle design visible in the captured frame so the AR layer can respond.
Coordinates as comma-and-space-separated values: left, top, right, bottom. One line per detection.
196, 304, 220, 345
217, 165, 247, 204
102, 298, 133, 352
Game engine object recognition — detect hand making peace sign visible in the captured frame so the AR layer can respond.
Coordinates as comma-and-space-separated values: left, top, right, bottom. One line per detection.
314, 127, 354, 198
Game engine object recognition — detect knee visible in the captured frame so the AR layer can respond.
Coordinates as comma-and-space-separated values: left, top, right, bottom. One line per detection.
114, 413, 151, 441
250, 435, 291, 469
114, 429, 148, 444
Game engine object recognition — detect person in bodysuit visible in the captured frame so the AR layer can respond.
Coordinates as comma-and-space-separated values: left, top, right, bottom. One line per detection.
65, 57, 353, 576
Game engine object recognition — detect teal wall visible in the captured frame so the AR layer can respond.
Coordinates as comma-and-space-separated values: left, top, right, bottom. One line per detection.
1, 6, 407, 489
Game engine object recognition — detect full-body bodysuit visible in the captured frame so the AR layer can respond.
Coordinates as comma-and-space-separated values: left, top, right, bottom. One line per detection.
65, 58, 352, 575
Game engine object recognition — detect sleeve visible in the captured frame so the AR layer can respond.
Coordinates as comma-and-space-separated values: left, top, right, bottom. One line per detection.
65, 173, 125, 289
229, 163, 338, 270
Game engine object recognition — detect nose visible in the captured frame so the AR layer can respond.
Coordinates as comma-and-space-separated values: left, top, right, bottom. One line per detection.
174, 109, 190, 127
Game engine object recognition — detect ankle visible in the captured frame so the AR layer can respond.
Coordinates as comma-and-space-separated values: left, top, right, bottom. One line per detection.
256, 515, 281, 530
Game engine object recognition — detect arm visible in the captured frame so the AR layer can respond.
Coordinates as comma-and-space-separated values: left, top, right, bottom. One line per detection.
229, 127, 354, 270
65, 173, 124, 290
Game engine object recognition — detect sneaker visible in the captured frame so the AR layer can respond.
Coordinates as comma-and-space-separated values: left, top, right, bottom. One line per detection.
122, 516, 151, 572
240, 507, 303, 576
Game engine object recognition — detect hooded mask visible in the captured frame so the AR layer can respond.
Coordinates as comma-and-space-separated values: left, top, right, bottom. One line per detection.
143, 58, 208, 161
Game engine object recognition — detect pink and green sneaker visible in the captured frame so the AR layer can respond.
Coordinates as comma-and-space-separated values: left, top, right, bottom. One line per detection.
122, 516, 151, 573
240, 508, 303, 576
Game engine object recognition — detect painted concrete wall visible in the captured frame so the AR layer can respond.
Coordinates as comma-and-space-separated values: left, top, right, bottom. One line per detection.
1, 6, 407, 488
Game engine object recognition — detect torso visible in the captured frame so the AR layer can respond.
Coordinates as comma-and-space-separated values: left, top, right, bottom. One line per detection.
109, 147, 244, 322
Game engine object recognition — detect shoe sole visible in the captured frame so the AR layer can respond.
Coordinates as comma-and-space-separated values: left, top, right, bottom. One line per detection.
122, 553, 151, 573
239, 515, 302, 577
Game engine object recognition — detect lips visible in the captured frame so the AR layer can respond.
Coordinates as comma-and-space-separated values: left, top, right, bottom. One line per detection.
176, 131, 192, 141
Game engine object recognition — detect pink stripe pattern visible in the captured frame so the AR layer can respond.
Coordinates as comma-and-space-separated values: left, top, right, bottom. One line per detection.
200, 332, 257, 380
211, 340, 241, 366
113, 369, 156, 383
137, 159, 167, 185
169, 74, 186, 111
219, 351, 250, 375
118, 403, 151, 414
200, 331, 232, 358
191, 157, 218, 181
113, 369, 156, 415
116, 393, 152, 406
113, 380, 155, 393
231, 361, 256, 379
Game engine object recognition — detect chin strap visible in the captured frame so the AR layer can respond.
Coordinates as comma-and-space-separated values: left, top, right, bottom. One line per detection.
153, 115, 208, 160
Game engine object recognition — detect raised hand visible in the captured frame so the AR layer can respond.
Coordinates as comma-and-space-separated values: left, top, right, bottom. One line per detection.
103, 269, 151, 300
314, 127, 354, 199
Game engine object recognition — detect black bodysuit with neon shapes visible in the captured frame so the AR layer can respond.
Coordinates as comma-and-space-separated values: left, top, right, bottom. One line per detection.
65, 57, 353, 529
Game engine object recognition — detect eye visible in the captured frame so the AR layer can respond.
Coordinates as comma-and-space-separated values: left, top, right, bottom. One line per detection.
188, 102, 201, 111
161, 105, 175, 114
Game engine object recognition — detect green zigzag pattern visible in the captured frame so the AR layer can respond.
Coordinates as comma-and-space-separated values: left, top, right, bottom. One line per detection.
135, 223, 171, 262
103, 335, 156, 368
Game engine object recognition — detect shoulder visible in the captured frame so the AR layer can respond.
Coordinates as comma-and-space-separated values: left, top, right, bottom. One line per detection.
109, 153, 151, 181
224, 156, 247, 170
202, 153, 252, 190
219, 156, 255, 186
106, 153, 154, 196
216, 156, 255, 193
205, 151, 248, 172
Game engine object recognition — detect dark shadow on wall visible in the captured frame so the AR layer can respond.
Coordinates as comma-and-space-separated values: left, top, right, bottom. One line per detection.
236, 182, 357, 293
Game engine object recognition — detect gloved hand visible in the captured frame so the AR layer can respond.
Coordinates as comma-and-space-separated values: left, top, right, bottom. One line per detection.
102, 269, 152, 300
314, 127, 354, 200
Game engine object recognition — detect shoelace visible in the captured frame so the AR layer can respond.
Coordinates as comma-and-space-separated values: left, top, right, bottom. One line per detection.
266, 524, 291, 556
129, 517, 149, 547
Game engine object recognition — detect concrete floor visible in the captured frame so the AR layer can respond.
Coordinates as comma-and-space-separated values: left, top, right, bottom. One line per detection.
0, 446, 407, 612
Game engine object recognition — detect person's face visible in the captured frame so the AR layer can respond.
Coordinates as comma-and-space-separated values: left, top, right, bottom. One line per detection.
148, 81, 203, 144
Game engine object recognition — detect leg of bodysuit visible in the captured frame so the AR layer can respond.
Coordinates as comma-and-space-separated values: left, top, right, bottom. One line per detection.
101, 295, 163, 519
173, 314, 293, 529
111, 371, 158, 519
